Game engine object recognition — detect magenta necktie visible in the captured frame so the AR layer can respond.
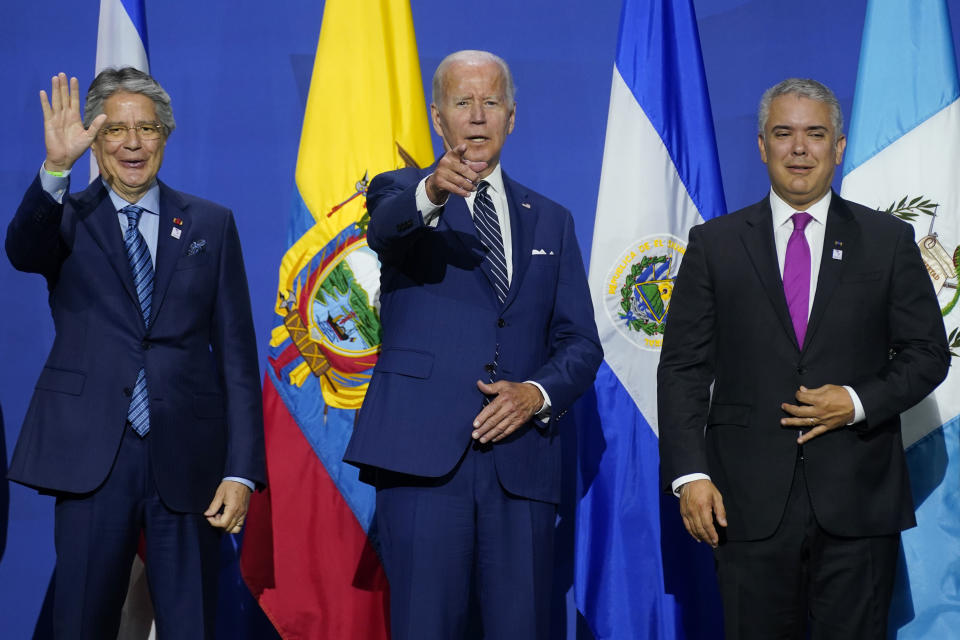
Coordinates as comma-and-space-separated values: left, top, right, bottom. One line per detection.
783, 212, 813, 347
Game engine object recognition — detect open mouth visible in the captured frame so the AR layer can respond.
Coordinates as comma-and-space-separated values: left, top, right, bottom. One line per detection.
120, 160, 147, 169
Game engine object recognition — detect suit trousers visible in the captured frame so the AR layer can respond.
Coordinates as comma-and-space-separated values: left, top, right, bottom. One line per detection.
374, 441, 556, 640
714, 451, 899, 640
52, 424, 221, 639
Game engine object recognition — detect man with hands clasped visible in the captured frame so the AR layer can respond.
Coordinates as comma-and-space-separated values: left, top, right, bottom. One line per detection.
344, 50, 601, 639
657, 78, 949, 639
6, 68, 264, 639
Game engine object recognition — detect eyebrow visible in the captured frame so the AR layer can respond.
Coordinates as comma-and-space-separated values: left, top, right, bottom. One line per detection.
771, 124, 829, 132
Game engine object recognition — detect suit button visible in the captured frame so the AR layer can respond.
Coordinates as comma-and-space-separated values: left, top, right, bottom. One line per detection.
123, 387, 133, 397
497, 318, 506, 328
796, 366, 806, 375
484, 363, 496, 373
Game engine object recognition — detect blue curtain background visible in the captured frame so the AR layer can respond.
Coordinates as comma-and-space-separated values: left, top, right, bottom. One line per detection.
3, 1, 960, 637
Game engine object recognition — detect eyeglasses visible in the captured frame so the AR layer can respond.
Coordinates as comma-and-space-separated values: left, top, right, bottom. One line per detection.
99, 122, 166, 141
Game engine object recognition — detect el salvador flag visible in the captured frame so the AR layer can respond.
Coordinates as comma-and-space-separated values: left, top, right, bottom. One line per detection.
91, 0, 149, 182
840, 0, 960, 637
574, 0, 725, 638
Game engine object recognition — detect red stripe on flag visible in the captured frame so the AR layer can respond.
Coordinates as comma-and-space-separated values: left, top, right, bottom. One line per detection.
241, 376, 389, 639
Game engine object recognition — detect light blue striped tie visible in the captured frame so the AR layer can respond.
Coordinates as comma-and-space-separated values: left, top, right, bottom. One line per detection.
472, 181, 509, 303
122, 205, 153, 436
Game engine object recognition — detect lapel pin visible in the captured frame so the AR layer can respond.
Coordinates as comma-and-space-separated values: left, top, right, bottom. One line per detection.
173, 217, 183, 226
832, 240, 843, 260
170, 227, 182, 239
521, 202, 531, 209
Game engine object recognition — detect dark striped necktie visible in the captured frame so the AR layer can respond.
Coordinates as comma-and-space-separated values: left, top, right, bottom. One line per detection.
122, 204, 153, 436
472, 181, 509, 303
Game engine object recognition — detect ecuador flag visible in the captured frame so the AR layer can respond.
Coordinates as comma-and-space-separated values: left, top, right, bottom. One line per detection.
240, 1, 433, 637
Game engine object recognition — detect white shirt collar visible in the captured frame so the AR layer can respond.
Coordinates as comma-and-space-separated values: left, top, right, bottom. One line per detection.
769, 188, 831, 229
474, 163, 505, 198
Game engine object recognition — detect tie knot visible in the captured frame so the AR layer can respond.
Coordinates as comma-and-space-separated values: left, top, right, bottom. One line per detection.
476, 180, 490, 196
121, 205, 145, 229
791, 211, 812, 232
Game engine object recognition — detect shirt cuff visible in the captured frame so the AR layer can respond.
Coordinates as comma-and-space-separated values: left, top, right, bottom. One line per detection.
672, 473, 711, 497
524, 380, 552, 422
842, 385, 866, 425
223, 476, 255, 491
39, 162, 71, 204
415, 175, 447, 227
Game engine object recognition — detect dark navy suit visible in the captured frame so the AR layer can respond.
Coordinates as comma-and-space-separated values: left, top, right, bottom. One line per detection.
344, 166, 601, 638
6, 176, 265, 638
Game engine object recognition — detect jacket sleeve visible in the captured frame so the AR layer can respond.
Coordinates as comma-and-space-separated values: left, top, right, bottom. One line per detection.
210, 209, 267, 487
365, 169, 431, 264
6, 176, 70, 279
657, 223, 716, 492
528, 210, 603, 414
850, 220, 950, 429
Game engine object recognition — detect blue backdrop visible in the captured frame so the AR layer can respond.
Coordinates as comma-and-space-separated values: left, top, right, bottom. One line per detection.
3, 1, 960, 636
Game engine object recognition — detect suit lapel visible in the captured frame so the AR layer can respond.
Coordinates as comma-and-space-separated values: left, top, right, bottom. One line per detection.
502, 172, 534, 310
437, 178, 501, 306
150, 181, 191, 328
804, 194, 855, 351
74, 180, 141, 310
739, 198, 799, 348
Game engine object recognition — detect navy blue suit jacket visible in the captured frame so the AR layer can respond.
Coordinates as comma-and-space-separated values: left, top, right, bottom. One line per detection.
344, 167, 602, 504
6, 176, 265, 513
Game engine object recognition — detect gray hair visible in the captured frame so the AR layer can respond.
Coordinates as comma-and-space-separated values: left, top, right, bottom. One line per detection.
757, 78, 842, 140
432, 50, 516, 107
83, 67, 176, 134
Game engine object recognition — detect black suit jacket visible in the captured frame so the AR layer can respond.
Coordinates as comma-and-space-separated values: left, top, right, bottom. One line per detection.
657, 192, 949, 540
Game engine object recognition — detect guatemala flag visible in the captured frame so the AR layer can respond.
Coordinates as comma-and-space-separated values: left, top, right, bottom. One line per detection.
840, 0, 960, 637
575, 0, 725, 638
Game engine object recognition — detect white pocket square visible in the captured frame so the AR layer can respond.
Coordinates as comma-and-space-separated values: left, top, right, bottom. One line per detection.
532, 249, 547, 255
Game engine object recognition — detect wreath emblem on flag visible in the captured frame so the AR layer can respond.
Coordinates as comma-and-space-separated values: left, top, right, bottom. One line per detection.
603, 234, 686, 352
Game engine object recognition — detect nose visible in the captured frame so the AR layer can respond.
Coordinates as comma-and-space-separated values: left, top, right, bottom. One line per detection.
469, 102, 485, 123
122, 128, 143, 149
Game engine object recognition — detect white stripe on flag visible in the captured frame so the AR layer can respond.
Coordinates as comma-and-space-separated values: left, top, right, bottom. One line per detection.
587, 67, 706, 432
92, 0, 149, 182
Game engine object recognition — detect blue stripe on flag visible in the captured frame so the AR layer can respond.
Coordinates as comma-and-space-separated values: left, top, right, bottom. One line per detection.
843, 0, 959, 176
614, 0, 726, 222
576, 363, 722, 640
888, 416, 960, 638
118, 0, 150, 55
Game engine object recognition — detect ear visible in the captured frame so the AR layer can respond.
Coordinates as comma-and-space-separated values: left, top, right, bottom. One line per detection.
430, 103, 444, 138
833, 134, 847, 165
506, 102, 516, 135
757, 133, 768, 164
